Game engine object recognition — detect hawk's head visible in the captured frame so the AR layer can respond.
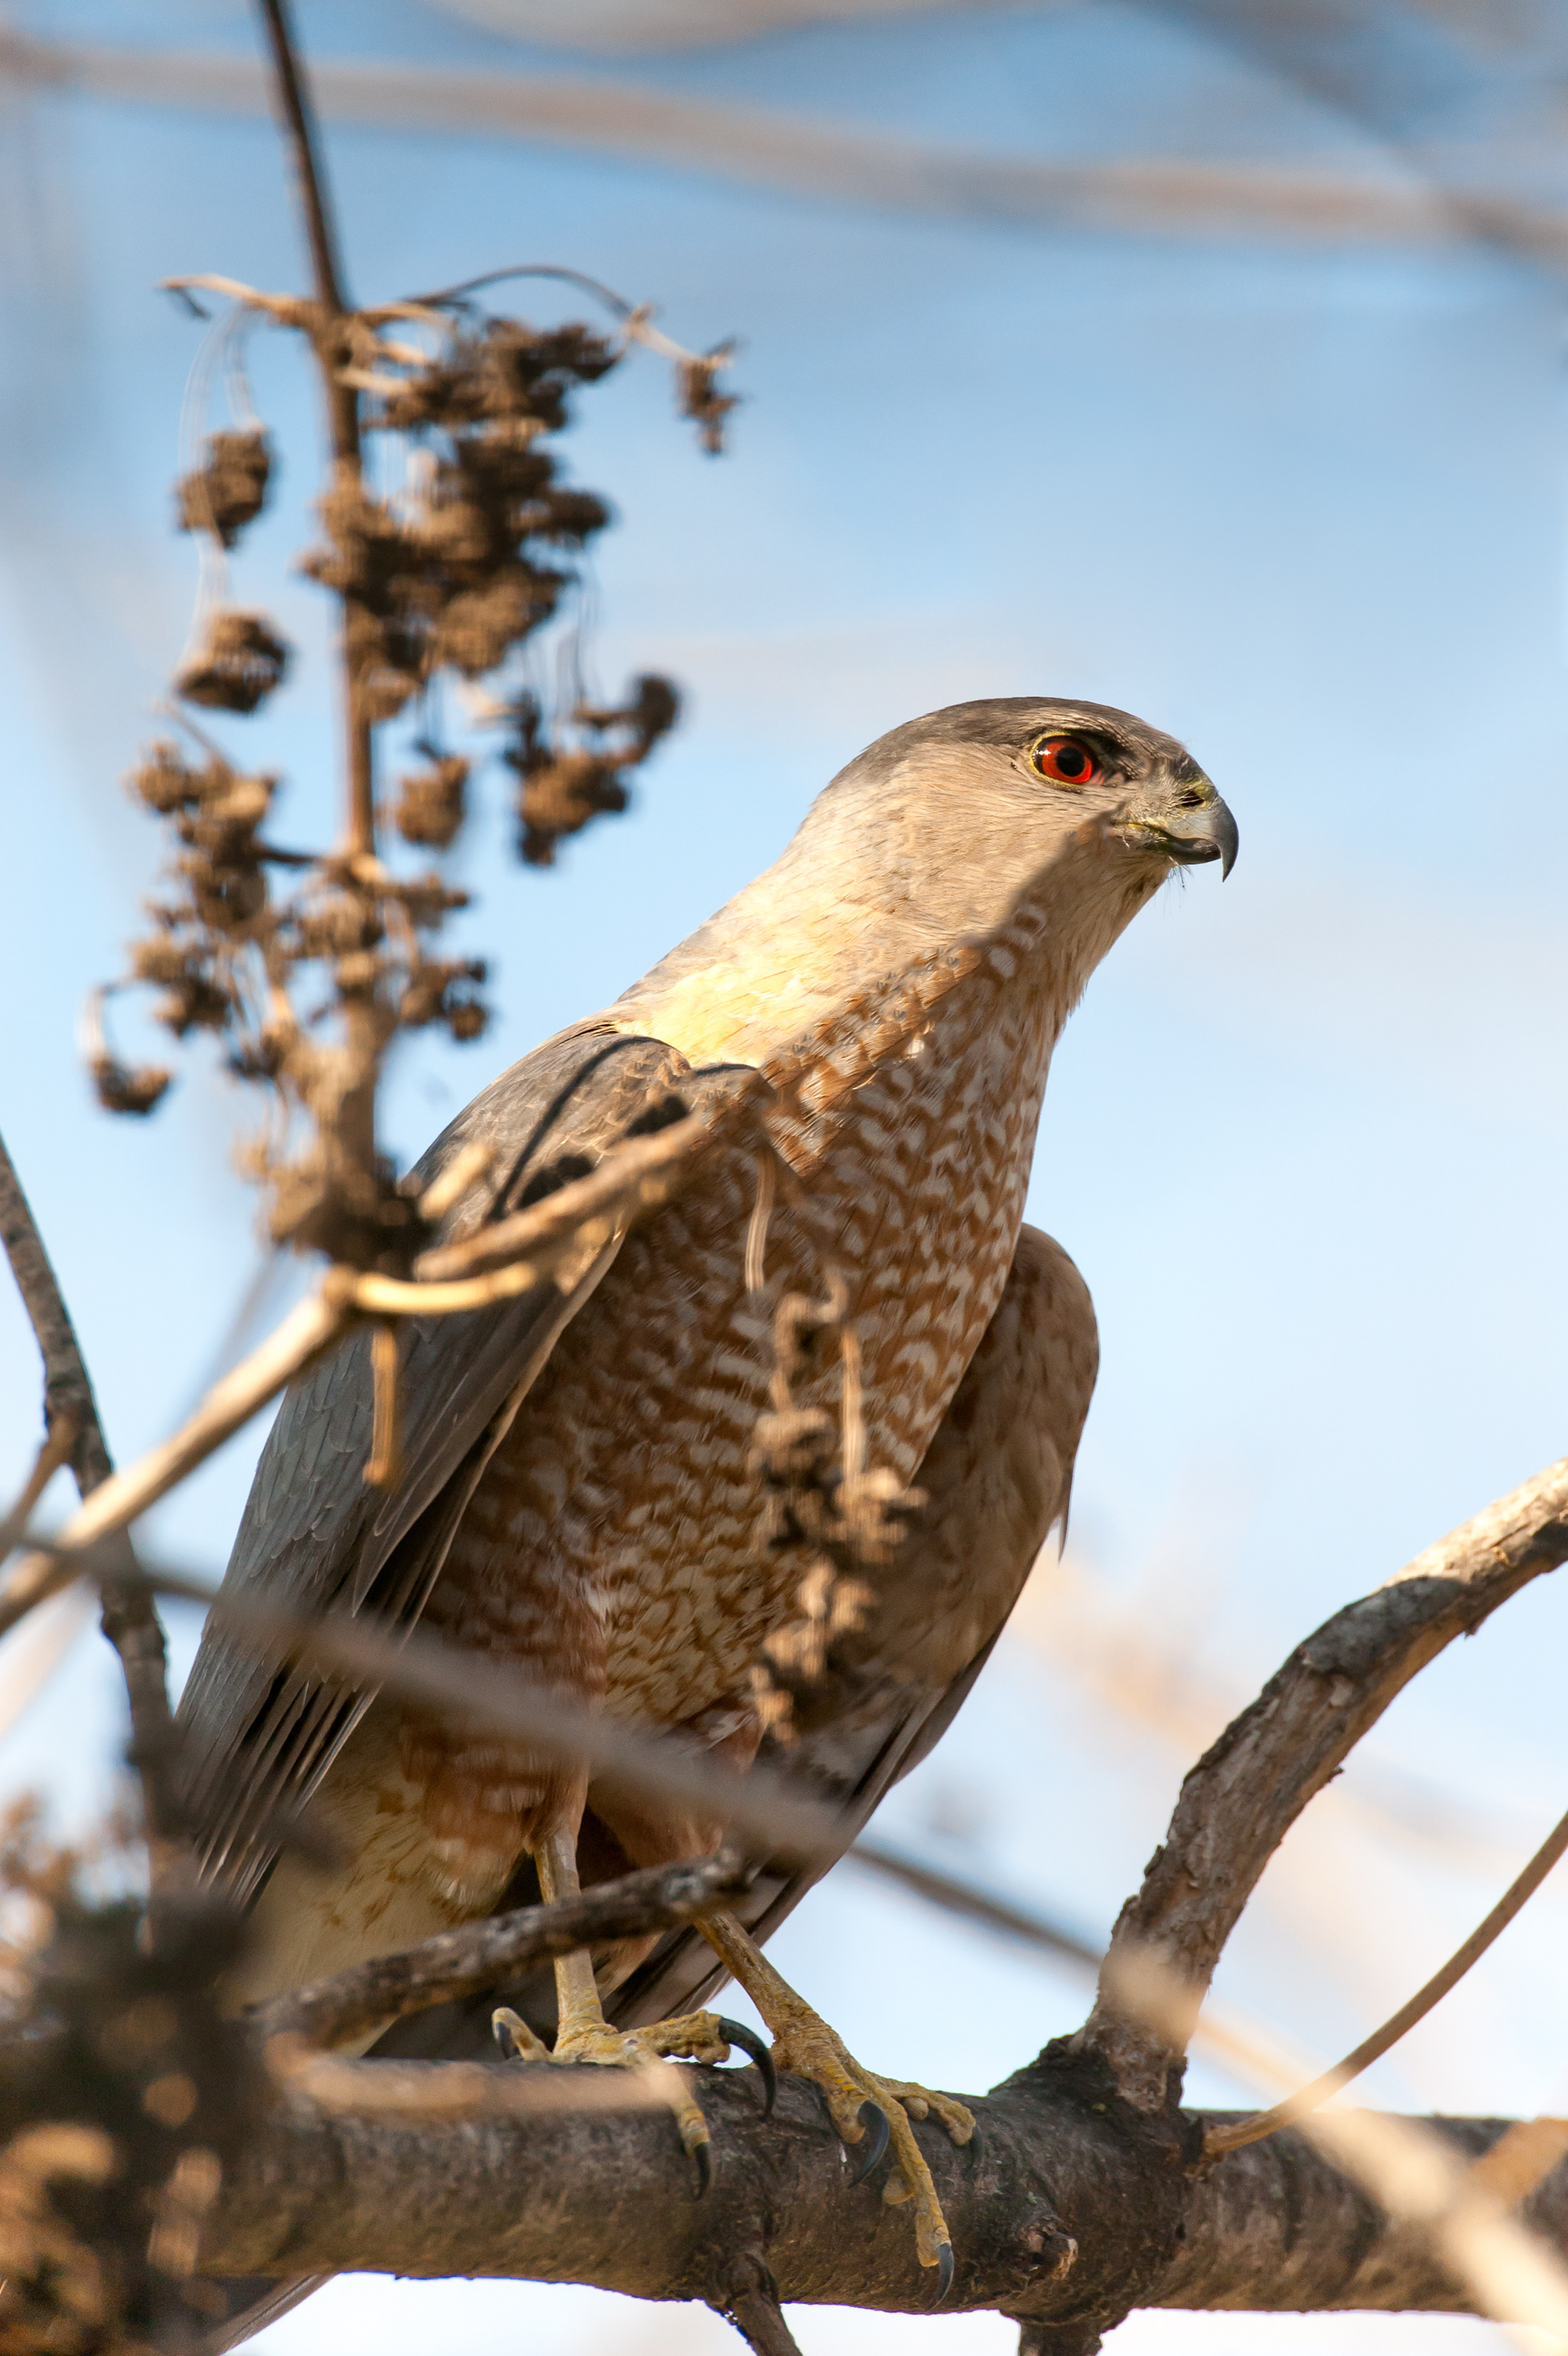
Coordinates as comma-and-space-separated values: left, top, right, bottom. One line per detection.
617, 696, 1235, 1064
823, 693, 1236, 895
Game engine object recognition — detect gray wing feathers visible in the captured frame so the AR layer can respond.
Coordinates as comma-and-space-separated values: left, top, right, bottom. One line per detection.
177, 1026, 701, 1904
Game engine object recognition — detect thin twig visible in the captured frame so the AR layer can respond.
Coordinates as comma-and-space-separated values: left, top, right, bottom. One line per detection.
254, 0, 345, 317
411, 1105, 741, 1285
0, 1130, 185, 1877
253, 1851, 751, 2048
272, 2046, 682, 2120
847, 1840, 1103, 1974
743, 1148, 775, 1298
0, 1419, 79, 1560
1206, 1797, 1568, 2154
0, 1291, 351, 1641
362, 1321, 402, 1490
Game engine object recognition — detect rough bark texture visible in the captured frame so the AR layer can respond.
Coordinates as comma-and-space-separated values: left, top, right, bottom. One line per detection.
194, 2062, 1564, 2327
199, 2045, 1186, 2327
1077, 1455, 1568, 2108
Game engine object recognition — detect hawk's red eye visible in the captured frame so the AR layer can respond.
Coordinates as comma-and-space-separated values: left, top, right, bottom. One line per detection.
1031, 735, 1099, 786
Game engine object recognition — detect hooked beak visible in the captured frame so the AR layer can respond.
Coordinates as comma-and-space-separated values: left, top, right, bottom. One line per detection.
1129, 781, 1238, 880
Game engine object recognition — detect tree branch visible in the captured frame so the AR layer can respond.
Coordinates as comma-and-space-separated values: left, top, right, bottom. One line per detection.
0, 1291, 350, 1641
192, 2061, 1568, 2329
1077, 1453, 1568, 2109
0, 1129, 184, 1877
252, 1851, 753, 2049
255, 0, 346, 318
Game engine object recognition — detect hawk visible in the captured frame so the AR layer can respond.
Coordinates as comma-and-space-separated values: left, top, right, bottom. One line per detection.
177, 696, 1235, 2309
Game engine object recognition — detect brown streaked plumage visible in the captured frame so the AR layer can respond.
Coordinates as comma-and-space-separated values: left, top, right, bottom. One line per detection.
177, 695, 1234, 2332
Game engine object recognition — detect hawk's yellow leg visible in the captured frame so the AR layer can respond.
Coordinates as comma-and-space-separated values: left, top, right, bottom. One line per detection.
700, 1908, 973, 2285
492, 1830, 742, 2186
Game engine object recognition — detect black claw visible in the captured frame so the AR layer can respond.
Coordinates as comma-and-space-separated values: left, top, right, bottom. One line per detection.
492, 2008, 523, 2062
934, 2243, 955, 2305
716, 2016, 777, 2116
693, 2137, 713, 2198
848, 2099, 890, 2185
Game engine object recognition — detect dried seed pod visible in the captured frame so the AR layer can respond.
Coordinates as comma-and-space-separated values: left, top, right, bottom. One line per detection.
676, 347, 738, 456
176, 430, 274, 547
175, 612, 290, 715
294, 891, 383, 961
390, 871, 470, 929
128, 937, 194, 988
514, 750, 627, 867
446, 995, 488, 1042
378, 318, 618, 434
399, 955, 488, 1035
91, 1056, 172, 1116
154, 973, 234, 1037
127, 742, 200, 814
433, 570, 558, 677
577, 674, 679, 759
392, 755, 469, 850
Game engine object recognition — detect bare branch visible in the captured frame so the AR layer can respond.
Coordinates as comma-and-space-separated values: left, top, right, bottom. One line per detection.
1208, 1798, 1568, 2155
410, 1107, 735, 1285
252, 1851, 752, 2049
191, 2065, 1568, 2325
0, 1292, 350, 1641
0, 1129, 183, 1874
17, 33, 1568, 268
848, 1840, 1102, 1975
254, 0, 346, 318
1077, 1453, 1568, 2109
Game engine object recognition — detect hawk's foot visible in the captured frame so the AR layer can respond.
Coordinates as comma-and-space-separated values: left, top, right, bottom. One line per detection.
697, 1908, 971, 2293
768, 2005, 972, 2289
492, 2005, 773, 2192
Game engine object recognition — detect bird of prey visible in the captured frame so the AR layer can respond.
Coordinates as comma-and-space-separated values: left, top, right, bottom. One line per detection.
177, 695, 1235, 2307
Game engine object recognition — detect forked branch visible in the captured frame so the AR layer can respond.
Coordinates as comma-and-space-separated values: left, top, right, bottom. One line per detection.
1078, 1451, 1568, 2109
0, 1129, 184, 1875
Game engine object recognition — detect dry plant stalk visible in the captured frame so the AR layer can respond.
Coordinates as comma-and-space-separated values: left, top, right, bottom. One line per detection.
94, 7, 733, 1308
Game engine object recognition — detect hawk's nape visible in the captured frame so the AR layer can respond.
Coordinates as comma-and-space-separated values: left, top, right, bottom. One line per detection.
176, 696, 1234, 2345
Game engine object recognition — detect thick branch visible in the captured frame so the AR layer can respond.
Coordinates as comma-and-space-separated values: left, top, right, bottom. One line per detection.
1078, 1454, 1568, 2108
194, 2065, 1568, 2327
253, 1851, 751, 2048
0, 1130, 182, 1864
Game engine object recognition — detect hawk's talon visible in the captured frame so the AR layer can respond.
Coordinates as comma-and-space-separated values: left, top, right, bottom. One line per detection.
756, 2011, 972, 2274
934, 2242, 955, 2305
848, 2099, 890, 2185
493, 2002, 735, 2184
715, 2015, 777, 2114
492, 2004, 549, 2063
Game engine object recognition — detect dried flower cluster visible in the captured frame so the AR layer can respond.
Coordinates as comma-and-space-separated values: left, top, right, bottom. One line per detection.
94, 278, 733, 1272
0, 1806, 258, 2354
176, 429, 273, 549
104, 737, 483, 1266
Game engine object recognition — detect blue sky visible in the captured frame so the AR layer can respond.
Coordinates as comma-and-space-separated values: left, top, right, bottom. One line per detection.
2, 3, 1568, 2349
